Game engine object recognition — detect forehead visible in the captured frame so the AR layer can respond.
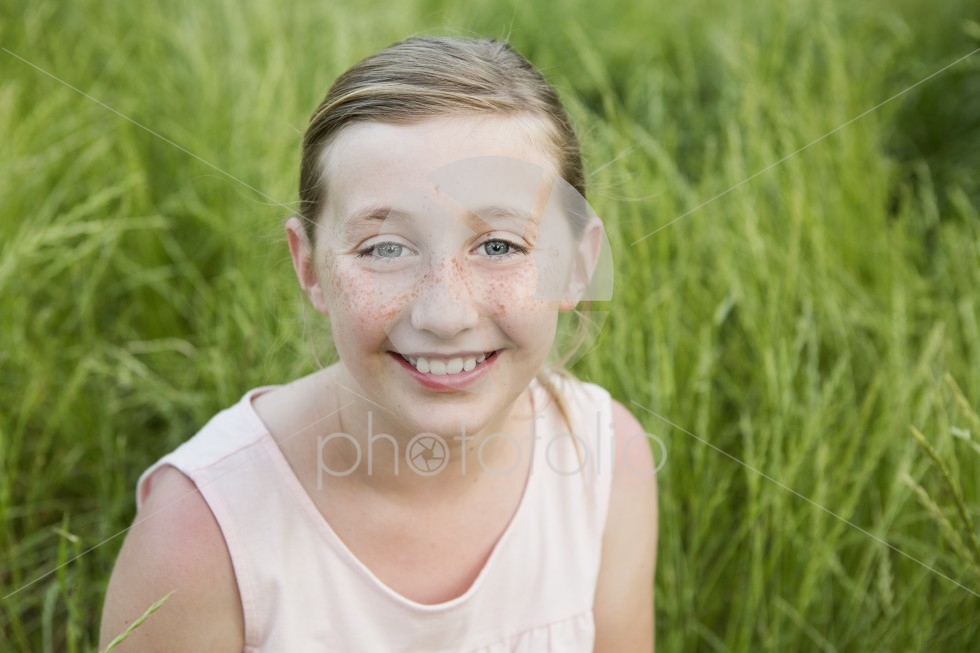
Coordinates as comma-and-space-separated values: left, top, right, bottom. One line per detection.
319, 115, 559, 226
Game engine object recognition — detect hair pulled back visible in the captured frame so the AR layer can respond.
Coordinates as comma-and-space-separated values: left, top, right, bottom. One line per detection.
297, 36, 586, 240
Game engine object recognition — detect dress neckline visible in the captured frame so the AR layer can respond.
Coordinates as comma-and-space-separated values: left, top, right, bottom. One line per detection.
240, 382, 543, 612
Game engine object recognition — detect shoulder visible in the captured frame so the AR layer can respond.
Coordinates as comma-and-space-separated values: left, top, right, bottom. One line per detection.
551, 374, 656, 473
609, 399, 657, 476
594, 399, 658, 652
606, 399, 658, 529
100, 465, 245, 652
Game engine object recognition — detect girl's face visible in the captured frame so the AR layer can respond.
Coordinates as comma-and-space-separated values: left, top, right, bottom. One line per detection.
290, 114, 597, 436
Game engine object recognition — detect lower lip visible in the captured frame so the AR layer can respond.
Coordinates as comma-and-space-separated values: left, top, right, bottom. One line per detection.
389, 351, 499, 392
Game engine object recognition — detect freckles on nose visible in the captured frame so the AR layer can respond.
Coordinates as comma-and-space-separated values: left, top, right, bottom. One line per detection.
411, 258, 478, 316
421, 258, 469, 292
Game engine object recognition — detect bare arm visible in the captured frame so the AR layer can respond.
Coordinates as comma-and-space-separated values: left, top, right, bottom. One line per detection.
593, 399, 659, 652
99, 465, 244, 652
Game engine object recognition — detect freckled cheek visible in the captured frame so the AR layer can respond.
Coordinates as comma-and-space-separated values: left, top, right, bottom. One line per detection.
474, 262, 557, 317
486, 268, 560, 353
490, 263, 562, 353
328, 267, 416, 336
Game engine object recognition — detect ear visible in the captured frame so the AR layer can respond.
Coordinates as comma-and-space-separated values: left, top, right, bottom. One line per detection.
559, 216, 604, 312
286, 216, 330, 316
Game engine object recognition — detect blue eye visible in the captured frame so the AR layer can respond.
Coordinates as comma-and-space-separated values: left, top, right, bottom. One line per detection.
375, 243, 403, 258
357, 242, 405, 259
481, 240, 528, 257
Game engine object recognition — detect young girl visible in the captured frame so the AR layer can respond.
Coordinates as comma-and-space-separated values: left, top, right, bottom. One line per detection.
100, 36, 657, 652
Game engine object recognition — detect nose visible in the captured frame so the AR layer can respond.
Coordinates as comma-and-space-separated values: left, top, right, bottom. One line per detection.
410, 258, 479, 338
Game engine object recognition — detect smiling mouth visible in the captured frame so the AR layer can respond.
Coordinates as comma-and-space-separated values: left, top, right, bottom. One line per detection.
396, 351, 497, 376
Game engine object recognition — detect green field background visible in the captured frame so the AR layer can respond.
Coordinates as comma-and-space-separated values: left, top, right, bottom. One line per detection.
2, 0, 980, 650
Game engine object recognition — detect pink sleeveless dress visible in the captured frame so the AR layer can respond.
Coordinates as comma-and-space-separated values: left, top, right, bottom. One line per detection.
136, 375, 615, 652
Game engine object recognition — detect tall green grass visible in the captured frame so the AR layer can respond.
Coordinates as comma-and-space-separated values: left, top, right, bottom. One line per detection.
1, 0, 979, 650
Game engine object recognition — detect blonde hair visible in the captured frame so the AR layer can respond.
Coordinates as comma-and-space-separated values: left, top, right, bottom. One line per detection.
298, 36, 595, 460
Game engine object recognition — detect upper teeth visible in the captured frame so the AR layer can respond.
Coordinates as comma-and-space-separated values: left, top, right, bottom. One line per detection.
405, 353, 488, 375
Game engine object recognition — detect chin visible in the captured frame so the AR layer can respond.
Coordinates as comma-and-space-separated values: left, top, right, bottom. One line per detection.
400, 401, 503, 438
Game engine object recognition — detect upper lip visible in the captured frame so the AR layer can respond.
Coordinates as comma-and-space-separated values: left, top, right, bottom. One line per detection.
392, 350, 494, 359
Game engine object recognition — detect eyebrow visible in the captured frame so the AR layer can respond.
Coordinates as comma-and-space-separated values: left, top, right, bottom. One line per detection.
341, 204, 406, 239
343, 204, 396, 228
468, 204, 541, 241
471, 204, 535, 225
340, 202, 540, 240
